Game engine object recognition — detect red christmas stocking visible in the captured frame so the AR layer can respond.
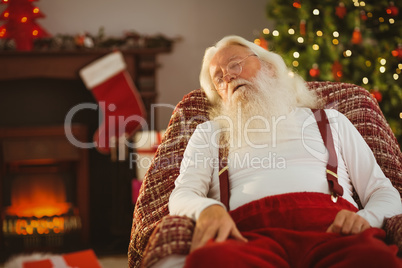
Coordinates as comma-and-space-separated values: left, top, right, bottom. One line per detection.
79, 51, 146, 154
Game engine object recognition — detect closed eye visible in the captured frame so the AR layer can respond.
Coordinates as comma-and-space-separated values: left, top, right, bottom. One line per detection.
214, 77, 223, 84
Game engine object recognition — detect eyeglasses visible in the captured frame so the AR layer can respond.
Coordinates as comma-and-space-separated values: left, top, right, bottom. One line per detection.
213, 54, 257, 92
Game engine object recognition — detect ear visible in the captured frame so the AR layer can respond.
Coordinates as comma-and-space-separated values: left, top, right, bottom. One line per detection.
260, 61, 277, 79
266, 63, 277, 78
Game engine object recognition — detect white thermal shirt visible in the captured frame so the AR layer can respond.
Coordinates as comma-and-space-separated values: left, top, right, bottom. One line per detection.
169, 108, 402, 228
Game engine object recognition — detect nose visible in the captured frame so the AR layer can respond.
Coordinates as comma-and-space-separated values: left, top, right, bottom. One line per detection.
222, 72, 236, 83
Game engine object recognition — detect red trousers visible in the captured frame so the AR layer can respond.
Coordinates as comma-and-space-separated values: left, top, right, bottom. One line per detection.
185, 192, 402, 268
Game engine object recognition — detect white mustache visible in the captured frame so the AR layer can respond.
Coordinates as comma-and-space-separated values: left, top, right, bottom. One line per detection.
227, 79, 254, 92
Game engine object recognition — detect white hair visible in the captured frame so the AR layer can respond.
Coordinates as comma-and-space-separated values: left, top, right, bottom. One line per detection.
199, 35, 318, 109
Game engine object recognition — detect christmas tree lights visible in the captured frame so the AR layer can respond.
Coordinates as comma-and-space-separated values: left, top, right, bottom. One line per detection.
257, 0, 402, 145
0, 0, 50, 51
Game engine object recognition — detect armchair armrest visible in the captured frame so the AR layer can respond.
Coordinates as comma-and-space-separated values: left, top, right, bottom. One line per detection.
385, 213, 402, 256
141, 216, 195, 268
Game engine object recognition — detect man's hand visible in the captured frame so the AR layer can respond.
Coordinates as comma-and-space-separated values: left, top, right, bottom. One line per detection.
326, 209, 371, 235
190, 204, 248, 252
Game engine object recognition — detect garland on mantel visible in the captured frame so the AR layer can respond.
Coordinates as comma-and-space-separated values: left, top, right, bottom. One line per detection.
0, 27, 180, 51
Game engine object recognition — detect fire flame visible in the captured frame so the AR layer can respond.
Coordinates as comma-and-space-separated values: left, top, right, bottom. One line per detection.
6, 174, 72, 218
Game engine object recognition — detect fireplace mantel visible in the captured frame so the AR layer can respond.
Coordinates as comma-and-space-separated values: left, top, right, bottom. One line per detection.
0, 48, 172, 125
0, 48, 171, 80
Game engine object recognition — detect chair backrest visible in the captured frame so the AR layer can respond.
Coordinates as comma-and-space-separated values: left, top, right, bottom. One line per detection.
128, 81, 402, 267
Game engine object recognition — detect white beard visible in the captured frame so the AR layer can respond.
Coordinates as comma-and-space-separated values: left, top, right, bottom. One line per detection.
210, 67, 297, 150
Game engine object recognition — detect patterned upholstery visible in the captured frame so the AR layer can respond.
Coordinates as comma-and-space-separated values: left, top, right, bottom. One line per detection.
128, 82, 402, 268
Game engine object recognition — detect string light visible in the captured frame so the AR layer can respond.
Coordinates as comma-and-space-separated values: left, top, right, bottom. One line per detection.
257, 2, 400, 125
254, 39, 261, 46
4, 11, 9, 18
33, 7, 40, 14
21, 17, 28, 23
362, 77, 369, 84
344, 50, 352, 57
32, 30, 38, 36
0, 28, 6, 37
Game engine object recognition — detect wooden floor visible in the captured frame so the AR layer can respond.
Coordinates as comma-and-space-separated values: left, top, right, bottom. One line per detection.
98, 254, 128, 267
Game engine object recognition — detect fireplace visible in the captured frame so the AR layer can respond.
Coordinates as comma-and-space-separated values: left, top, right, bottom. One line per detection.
0, 48, 170, 259
0, 125, 88, 253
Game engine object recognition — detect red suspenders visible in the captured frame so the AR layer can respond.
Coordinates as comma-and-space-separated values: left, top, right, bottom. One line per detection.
311, 109, 344, 202
218, 109, 344, 211
218, 156, 230, 210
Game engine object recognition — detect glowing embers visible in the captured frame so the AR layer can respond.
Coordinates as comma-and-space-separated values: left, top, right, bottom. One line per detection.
3, 214, 81, 236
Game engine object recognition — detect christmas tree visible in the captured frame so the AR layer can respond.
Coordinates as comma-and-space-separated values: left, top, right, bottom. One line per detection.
257, 0, 402, 145
0, 0, 50, 51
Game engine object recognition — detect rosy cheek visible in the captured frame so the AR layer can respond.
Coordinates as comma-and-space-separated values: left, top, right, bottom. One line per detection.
244, 64, 261, 79
243, 69, 258, 79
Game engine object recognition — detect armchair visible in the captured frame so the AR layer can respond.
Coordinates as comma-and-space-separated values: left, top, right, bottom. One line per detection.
128, 81, 402, 268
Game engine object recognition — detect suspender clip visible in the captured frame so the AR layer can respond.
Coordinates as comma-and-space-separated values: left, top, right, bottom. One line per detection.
331, 194, 338, 203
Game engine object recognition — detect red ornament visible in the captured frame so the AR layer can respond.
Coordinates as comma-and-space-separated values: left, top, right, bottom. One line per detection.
386, 2, 399, 17
0, 0, 50, 51
351, 27, 362, 45
370, 88, 382, 102
335, 2, 347, 19
331, 61, 343, 81
300, 20, 306, 36
391, 44, 402, 60
360, 10, 367, 21
309, 63, 320, 78
293, 0, 301, 9
258, 37, 268, 50
75, 33, 86, 47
